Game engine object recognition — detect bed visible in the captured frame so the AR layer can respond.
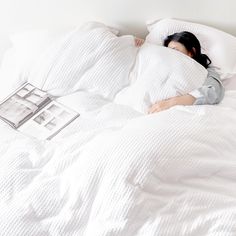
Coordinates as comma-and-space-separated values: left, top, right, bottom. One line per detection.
0, 15, 236, 236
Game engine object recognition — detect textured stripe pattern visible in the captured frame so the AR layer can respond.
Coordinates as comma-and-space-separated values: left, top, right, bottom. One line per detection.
145, 18, 236, 79
28, 24, 137, 99
1, 23, 236, 235
1, 90, 236, 235
114, 44, 207, 113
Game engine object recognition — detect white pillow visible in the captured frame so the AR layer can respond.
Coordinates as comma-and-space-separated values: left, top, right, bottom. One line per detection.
0, 48, 26, 102
114, 44, 207, 113
27, 23, 137, 99
146, 18, 236, 80
9, 29, 69, 79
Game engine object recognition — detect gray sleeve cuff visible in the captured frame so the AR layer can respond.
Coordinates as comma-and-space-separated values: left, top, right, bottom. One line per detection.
188, 68, 225, 105
189, 86, 218, 105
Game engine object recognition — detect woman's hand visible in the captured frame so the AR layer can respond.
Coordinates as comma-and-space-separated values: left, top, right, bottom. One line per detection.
134, 37, 145, 47
148, 94, 196, 114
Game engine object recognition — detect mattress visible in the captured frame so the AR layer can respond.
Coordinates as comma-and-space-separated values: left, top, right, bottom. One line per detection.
0, 22, 236, 236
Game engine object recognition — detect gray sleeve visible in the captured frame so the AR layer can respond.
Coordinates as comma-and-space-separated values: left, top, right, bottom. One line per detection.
189, 67, 225, 105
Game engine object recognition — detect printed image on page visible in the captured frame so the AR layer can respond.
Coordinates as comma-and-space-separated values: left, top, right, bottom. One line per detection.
0, 84, 51, 128
18, 101, 79, 140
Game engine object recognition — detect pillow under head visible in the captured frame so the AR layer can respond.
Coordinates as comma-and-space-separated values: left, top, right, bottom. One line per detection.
146, 18, 236, 80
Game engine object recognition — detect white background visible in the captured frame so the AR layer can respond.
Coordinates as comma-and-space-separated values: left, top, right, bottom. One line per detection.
0, 0, 235, 53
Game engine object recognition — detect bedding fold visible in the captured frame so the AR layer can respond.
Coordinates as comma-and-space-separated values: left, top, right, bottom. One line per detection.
0, 22, 236, 236
0, 92, 236, 235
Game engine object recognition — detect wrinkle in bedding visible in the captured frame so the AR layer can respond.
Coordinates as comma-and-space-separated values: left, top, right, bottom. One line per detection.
0, 22, 236, 236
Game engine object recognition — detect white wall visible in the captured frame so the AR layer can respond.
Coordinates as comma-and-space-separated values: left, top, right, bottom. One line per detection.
0, 0, 236, 36
0, 0, 235, 53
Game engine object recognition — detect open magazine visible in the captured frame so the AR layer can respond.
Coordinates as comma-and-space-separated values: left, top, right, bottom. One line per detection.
0, 83, 79, 140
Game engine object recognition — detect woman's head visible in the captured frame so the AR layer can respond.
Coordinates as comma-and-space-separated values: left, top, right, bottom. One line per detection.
164, 31, 211, 68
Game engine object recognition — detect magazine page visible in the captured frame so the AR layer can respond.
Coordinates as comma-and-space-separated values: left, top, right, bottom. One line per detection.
18, 101, 80, 140
0, 83, 52, 128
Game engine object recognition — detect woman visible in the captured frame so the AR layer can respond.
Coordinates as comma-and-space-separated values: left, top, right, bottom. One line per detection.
135, 31, 225, 114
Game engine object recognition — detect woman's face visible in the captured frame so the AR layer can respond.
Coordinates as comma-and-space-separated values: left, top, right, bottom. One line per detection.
168, 41, 192, 57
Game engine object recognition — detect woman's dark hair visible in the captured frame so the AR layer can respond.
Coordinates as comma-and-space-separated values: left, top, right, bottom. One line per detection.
163, 31, 211, 68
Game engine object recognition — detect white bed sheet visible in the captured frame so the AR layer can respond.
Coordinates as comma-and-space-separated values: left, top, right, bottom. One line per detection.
0, 23, 236, 235
0, 90, 236, 236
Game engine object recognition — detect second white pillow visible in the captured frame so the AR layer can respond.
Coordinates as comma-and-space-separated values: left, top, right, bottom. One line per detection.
114, 44, 207, 113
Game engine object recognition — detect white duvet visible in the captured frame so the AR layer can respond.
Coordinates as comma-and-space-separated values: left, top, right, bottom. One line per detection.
1, 23, 236, 236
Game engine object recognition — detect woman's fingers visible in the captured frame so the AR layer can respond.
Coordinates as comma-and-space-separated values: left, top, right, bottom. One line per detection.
148, 99, 174, 114
135, 37, 145, 47
148, 103, 162, 114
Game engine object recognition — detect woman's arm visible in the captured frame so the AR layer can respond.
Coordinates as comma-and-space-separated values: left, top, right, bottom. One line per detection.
148, 94, 196, 114
188, 67, 225, 105
148, 67, 225, 114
